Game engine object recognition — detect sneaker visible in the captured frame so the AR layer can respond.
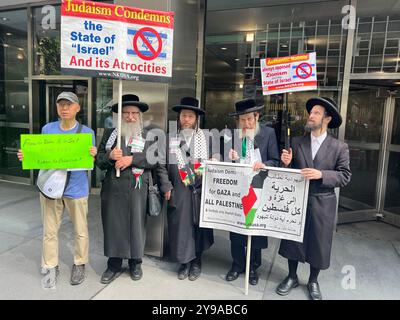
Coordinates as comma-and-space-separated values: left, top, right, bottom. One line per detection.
41, 266, 59, 289
70, 264, 85, 285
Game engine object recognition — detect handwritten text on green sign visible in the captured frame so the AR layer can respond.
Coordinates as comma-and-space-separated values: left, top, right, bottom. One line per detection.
21, 134, 93, 169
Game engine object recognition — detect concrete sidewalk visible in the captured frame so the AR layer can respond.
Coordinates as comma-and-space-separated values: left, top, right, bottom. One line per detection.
0, 181, 399, 300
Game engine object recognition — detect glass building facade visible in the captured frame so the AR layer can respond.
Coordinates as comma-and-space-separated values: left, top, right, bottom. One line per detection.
1, 0, 400, 229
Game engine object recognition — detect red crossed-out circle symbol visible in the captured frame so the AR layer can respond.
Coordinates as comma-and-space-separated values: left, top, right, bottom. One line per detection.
295, 62, 313, 79
132, 27, 162, 61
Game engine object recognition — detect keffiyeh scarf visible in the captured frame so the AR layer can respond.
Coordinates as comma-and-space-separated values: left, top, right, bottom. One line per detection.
173, 129, 208, 186
106, 128, 145, 189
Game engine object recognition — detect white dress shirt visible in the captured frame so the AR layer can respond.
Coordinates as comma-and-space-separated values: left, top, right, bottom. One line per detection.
311, 131, 327, 160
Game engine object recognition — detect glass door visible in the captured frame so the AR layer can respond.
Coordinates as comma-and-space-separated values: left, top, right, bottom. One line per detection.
339, 86, 386, 217
45, 80, 89, 126
339, 83, 400, 226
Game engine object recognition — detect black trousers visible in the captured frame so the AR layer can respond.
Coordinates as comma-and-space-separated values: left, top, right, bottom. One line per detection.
107, 257, 142, 271
231, 242, 261, 272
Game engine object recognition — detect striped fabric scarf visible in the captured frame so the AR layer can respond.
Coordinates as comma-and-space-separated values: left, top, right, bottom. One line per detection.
241, 136, 255, 164
174, 129, 208, 186
105, 128, 145, 189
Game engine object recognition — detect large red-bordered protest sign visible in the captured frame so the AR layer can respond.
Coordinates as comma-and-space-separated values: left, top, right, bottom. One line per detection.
61, 0, 174, 82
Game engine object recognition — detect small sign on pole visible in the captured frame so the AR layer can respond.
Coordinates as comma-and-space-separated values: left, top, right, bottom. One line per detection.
260, 52, 317, 95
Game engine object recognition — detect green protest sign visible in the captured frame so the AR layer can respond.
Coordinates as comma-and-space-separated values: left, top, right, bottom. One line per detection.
21, 134, 94, 169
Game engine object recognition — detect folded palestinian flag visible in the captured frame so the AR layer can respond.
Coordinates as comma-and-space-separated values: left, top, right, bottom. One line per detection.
179, 168, 195, 186
241, 170, 268, 228
194, 160, 204, 176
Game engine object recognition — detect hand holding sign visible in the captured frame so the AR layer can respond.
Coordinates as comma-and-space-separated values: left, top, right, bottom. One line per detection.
301, 168, 322, 180
109, 148, 122, 160
229, 149, 239, 161
17, 149, 24, 161
281, 148, 292, 167
115, 156, 133, 171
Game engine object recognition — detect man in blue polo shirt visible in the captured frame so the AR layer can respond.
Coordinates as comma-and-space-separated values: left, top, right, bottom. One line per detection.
18, 92, 97, 289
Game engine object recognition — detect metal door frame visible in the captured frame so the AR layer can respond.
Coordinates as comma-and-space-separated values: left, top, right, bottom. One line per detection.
45, 83, 73, 123
380, 95, 400, 227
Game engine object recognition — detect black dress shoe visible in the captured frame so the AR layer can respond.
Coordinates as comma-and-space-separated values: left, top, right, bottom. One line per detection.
307, 282, 322, 300
249, 270, 259, 286
177, 263, 189, 280
276, 276, 299, 296
130, 264, 143, 281
100, 268, 120, 284
188, 263, 201, 281
225, 269, 241, 282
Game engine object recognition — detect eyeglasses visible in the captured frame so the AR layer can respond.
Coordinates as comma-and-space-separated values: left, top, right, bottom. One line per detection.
122, 111, 140, 117
57, 103, 74, 109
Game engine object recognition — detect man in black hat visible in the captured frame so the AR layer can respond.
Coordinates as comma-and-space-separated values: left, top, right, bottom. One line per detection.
167, 97, 214, 281
95, 94, 172, 284
225, 98, 280, 285
276, 97, 351, 300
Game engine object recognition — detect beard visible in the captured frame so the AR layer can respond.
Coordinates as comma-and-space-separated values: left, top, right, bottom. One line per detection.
239, 122, 260, 139
121, 120, 142, 139
179, 122, 196, 131
304, 119, 323, 132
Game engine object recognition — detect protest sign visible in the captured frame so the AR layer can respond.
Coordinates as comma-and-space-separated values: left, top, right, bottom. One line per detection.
200, 161, 309, 243
260, 52, 317, 95
61, 0, 174, 82
21, 133, 93, 169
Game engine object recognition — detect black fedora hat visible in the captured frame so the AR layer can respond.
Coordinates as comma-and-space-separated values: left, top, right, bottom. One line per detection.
229, 98, 264, 117
172, 97, 205, 115
112, 94, 149, 113
306, 97, 342, 128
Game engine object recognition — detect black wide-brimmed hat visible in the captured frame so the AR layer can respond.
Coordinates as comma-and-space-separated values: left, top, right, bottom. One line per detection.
306, 97, 342, 128
172, 97, 205, 115
229, 98, 264, 117
112, 94, 149, 113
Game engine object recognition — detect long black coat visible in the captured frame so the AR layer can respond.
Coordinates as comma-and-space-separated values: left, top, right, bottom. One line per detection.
278, 134, 351, 269
96, 128, 171, 259
223, 124, 280, 249
167, 136, 214, 264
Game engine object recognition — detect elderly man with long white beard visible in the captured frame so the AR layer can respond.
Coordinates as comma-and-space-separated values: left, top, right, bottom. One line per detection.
96, 94, 172, 284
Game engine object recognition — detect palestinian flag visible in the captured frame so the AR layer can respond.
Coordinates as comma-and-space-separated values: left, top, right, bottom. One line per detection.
241, 170, 268, 228
194, 160, 204, 176
179, 168, 195, 186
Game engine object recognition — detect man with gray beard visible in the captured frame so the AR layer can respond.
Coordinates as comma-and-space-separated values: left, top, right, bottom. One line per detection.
276, 97, 351, 300
224, 98, 280, 286
96, 94, 172, 284
167, 97, 214, 281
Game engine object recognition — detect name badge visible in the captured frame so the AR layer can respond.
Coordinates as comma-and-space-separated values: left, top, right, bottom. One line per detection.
129, 137, 145, 152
